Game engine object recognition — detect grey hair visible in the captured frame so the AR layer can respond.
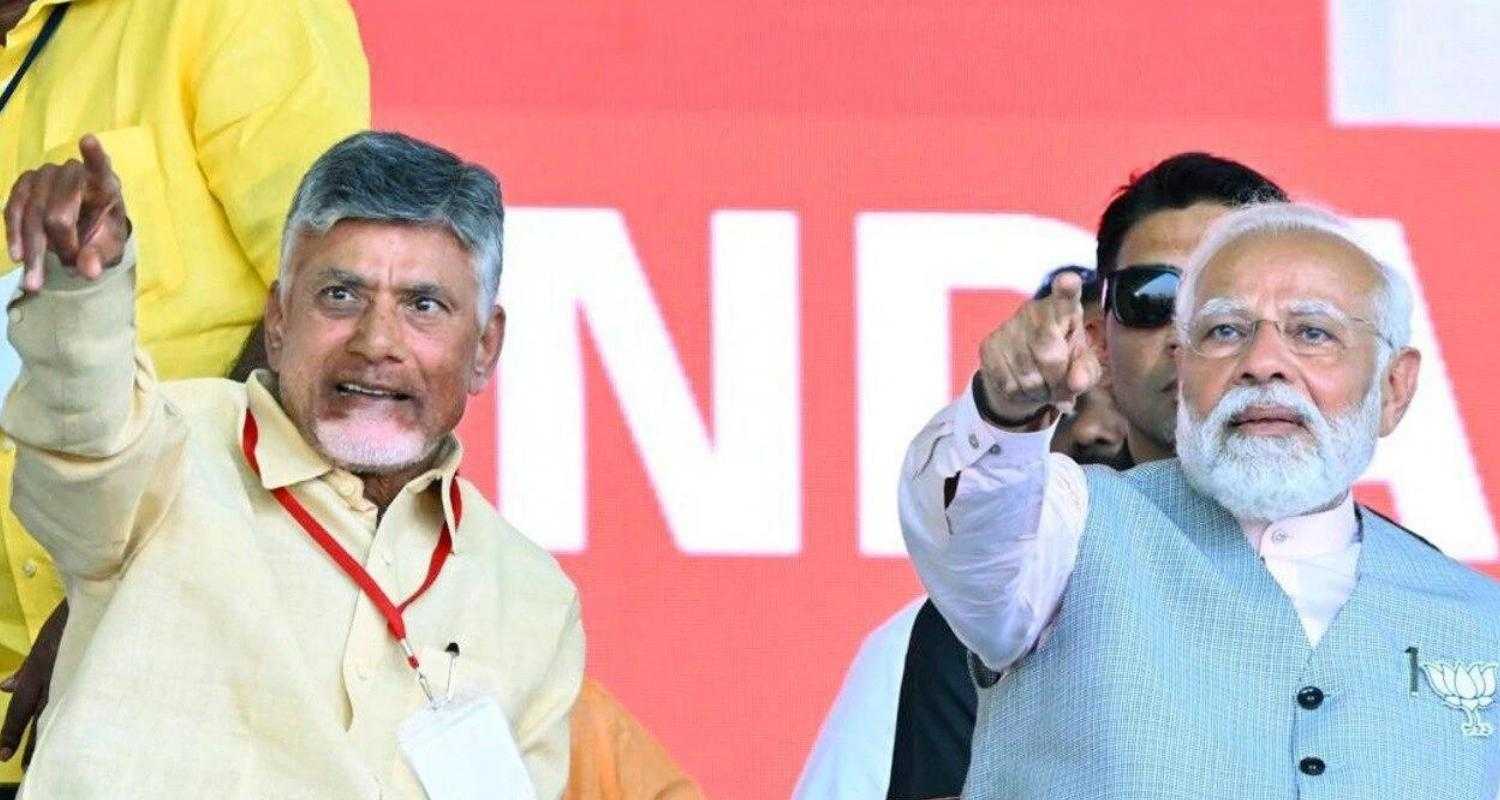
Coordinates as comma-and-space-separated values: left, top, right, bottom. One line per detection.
278, 131, 504, 325
1174, 201, 1413, 360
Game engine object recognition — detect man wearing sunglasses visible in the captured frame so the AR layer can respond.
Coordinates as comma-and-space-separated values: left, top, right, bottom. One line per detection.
1091, 154, 1287, 468
903, 193, 1500, 797
798, 154, 1287, 800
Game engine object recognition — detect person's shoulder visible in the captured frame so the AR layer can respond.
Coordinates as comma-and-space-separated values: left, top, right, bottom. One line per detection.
452, 479, 577, 605
159, 376, 248, 441
160, 376, 245, 416
1366, 507, 1500, 607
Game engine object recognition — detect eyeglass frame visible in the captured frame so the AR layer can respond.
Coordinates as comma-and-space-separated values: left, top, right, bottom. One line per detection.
1181, 301, 1395, 360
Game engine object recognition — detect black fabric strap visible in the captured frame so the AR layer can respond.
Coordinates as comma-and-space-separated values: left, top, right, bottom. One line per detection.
970, 371, 1055, 429
0, 4, 68, 116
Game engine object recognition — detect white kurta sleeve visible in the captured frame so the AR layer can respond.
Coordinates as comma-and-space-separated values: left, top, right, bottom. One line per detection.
898, 382, 1089, 672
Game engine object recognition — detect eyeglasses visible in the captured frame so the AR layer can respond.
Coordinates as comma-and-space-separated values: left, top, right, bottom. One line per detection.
1185, 312, 1391, 359
1106, 265, 1178, 329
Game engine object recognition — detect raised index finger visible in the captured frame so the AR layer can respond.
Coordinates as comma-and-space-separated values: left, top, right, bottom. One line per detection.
1047, 271, 1084, 308
1040, 270, 1087, 331
78, 135, 114, 183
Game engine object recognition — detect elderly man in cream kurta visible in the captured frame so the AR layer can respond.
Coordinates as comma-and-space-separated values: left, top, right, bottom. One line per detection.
0, 131, 583, 798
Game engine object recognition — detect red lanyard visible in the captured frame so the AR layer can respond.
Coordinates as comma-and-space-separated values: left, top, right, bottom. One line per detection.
241, 411, 460, 684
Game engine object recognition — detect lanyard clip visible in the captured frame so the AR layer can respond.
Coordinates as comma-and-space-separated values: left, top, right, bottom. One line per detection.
400, 638, 436, 703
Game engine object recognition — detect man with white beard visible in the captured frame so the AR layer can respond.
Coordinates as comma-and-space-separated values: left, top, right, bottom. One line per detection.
900, 201, 1500, 798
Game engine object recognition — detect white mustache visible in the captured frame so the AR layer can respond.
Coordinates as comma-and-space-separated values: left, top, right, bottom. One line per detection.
1201, 383, 1327, 445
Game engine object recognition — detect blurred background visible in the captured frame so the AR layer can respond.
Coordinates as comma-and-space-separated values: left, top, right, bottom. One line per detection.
340, 2, 1500, 796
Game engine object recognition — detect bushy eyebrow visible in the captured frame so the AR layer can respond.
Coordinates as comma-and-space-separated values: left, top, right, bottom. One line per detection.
309, 267, 369, 289
1284, 298, 1345, 317
1194, 296, 1352, 319
400, 281, 453, 301
308, 270, 458, 305
1194, 296, 1249, 318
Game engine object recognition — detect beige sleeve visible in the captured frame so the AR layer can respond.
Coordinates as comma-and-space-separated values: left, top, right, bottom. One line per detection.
0, 244, 185, 580
516, 593, 586, 800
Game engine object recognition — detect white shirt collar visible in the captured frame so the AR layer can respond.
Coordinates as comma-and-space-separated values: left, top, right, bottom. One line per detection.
1240, 492, 1360, 558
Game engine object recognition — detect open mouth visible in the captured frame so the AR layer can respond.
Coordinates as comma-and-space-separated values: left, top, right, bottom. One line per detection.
334, 382, 414, 402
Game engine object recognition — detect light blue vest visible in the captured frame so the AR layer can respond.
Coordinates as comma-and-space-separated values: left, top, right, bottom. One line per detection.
963, 459, 1500, 799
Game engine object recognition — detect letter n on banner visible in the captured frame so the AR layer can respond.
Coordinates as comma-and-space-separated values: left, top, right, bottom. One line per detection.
497, 208, 801, 555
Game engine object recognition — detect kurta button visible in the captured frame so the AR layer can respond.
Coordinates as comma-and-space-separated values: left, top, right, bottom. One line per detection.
1297, 685, 1324, 710
968, 433, 980, 448
21, 559, 37, 578
1299, 756, 1326, 776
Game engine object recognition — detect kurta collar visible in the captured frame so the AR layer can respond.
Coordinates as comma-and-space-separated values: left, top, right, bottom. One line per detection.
1241, 492, 1359, 558
245, 371, 332, 491
11, 0, 77, 31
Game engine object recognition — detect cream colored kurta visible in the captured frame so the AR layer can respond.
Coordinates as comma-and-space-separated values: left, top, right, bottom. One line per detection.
0, 247, 583, 799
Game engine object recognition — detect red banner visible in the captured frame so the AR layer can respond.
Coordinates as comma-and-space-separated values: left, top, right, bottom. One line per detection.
351, 3, 1500, 795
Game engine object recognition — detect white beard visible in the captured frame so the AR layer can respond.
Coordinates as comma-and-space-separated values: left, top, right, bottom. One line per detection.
313, 409, 437, 475
1175, 380, 1382, 523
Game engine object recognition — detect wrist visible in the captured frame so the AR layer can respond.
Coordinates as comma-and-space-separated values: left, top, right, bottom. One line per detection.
971, 372, 1058, 431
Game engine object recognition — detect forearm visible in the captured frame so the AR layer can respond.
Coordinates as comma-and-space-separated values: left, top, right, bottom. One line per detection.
3, 243, 143, 456
1, 243, 178, 577
899, 379, 1086, 672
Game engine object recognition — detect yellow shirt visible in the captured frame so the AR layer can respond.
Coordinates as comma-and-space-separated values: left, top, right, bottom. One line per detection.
1, 249, 583, 799
0, 0, 369, 775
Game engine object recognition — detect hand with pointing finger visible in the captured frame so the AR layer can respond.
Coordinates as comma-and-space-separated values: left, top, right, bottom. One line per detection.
4, 135, 130, 293
977, 271, 1103, 427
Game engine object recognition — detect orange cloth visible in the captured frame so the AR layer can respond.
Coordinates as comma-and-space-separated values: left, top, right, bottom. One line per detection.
566, 679, 703, 800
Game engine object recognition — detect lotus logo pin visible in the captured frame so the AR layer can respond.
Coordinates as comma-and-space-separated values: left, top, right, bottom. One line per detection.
1421, 660, 1499, 737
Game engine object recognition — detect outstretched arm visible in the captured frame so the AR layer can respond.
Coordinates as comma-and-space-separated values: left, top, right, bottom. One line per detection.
1, 136, 183, 579
900, 273, 1098, 673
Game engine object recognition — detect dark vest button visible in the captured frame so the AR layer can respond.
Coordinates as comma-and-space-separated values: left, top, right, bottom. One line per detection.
1299, 756, 1326, 776
1297, 686, 1325, 710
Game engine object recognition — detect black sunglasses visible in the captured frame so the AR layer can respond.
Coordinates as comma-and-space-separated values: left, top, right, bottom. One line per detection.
1106, 264, 1179, 329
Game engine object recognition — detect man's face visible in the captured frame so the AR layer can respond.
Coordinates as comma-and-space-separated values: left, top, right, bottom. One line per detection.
1099, 201, 1228, 460
1173, 229, 1420, 520
264, 220, 505, 475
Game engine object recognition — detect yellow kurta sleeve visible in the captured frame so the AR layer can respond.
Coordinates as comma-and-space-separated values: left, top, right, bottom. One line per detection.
189, 0, 371, 288
2, 247, 182, 581
516, 593, 586, 800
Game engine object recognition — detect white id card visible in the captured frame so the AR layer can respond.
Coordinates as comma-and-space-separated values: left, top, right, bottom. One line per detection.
397, 693, 536, 800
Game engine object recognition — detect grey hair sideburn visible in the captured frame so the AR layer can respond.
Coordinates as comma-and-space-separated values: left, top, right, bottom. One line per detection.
1174, 201, 1414, 363
278, 131, 504, 324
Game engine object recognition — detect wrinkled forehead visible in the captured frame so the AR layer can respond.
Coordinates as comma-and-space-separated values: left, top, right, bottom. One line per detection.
292, 220, 478, 291
1191, 229, 1382, 318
